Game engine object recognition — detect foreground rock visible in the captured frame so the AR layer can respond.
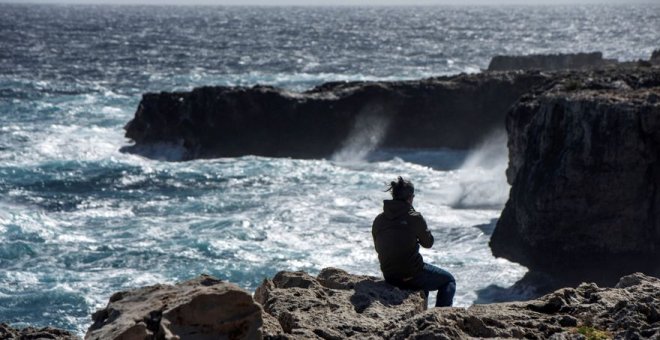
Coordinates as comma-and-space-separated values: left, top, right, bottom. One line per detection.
487, 52, 614, 71
258, 269, 660, 339
254, 268, 426, 339
491, 66, 660, 283
0, 323, 77, 339
123, 72, 549, 160
387, 272, 660, 339
82, 268, 660, 339
85, 274, 262, 340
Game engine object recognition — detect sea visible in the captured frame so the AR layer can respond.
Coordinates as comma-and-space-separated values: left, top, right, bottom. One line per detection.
0, 3, 658, 336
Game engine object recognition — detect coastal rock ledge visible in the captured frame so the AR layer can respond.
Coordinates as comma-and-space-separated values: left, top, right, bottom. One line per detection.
123, 72, 548, 160
78, 268, 660, 340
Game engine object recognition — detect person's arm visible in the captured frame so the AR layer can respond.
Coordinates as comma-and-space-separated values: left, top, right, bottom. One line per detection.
409, 211, 434, 248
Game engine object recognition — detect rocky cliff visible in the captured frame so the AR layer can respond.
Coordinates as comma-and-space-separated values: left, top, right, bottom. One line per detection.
487, 52, 613, 72
79, 268, 660, 339
490, 66, 660, 284
123, 72, 549, 160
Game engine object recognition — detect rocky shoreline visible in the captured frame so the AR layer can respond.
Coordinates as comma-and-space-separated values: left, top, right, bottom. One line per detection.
5, 53, 660, 339
122, 51, 659, 161
6, 269, 659, 339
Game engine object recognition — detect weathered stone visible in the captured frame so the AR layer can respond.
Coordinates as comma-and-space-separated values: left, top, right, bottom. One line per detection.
123, 72, 550, 160
487, 52, 613, 71
255, 267, 426, 339
85, 274, 263, 340
491, 66, 660, 283
386, 272, 660, 339
0, 323, 77, 340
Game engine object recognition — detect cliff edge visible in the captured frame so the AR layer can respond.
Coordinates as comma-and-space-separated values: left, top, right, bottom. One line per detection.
490, 66, 660, 284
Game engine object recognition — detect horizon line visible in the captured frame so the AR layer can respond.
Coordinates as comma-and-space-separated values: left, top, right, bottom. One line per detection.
0, 0, 656, 6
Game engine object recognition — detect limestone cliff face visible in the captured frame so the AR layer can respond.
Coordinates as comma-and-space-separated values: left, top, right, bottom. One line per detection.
491, 67, 660, 281
123, 72, 549, 160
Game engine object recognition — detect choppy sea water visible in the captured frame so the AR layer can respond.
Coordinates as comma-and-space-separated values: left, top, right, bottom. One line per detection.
0, 3, 659, 335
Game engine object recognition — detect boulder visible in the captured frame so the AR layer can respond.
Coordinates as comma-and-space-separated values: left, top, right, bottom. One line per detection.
0, 323, 77, 340
491, 66, 660, 282
85, 274, 263, 340
255, 268, 426, 339
487, 52, 613, 71
123, 72, 550, 160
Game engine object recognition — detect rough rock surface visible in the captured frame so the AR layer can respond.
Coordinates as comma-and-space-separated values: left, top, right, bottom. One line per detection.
123, 72, 549, 160
255, 268, 426, 339
0, 323, 77, 340
491, 66, 660, 282
386, 272, 660, 339
85, 274, 262, 340
487, 52, 613, 71
255, 269, 659, 339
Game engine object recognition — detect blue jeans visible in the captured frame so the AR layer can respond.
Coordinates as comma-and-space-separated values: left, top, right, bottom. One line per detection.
399, 263, 456, 307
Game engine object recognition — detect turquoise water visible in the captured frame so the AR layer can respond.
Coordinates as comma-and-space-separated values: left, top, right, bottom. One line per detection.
1, 3, 658, 335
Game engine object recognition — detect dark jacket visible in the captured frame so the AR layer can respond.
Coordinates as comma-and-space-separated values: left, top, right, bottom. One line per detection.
372, 200, 434, 281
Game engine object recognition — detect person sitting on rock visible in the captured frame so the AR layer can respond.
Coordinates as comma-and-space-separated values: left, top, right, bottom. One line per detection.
372, 176, 456, 307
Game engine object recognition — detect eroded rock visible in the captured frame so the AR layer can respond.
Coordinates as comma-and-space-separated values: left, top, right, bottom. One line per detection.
386, 272, 660, 339
491, 66, 660, 283
255, 268, 426, 339
85, 274, 262, 340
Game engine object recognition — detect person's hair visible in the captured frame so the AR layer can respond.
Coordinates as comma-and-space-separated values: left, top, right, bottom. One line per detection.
386, 176, 415, 201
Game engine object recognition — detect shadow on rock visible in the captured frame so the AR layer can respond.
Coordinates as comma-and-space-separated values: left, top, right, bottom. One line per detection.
475, 270, 561, 304
255, 267, 427, 339
475, 263, 660, 304
349, 280, 415, 313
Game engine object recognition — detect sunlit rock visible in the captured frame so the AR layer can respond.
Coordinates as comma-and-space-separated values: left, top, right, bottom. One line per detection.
85, 274, 262, 340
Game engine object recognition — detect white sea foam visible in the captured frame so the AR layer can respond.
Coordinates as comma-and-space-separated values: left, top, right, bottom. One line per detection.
449, 131, 510, 210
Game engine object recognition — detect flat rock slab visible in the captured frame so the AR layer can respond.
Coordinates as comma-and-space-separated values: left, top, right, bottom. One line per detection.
85, 274, 263, 340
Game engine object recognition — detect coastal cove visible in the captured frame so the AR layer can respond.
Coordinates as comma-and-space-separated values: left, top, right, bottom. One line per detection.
1, 3, 660, 338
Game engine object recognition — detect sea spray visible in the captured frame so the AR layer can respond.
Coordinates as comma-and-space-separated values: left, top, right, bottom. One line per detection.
331, 104, 391, 163
449, 131, 510, 209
